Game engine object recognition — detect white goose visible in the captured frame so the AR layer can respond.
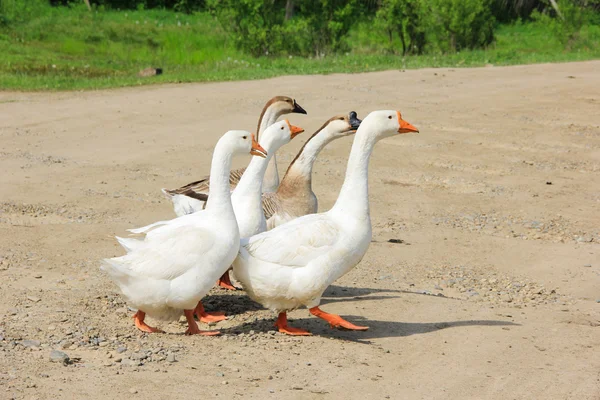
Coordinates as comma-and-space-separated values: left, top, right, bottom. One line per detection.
232, 110, 419, 335
102, 130, 267, 335
162, 96, 307, 216
218, 120, 305, 289
262, 111, 362, 230
124, 120, 306, 292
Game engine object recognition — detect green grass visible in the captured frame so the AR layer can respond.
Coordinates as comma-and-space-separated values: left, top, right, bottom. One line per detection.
1, 4, 599, 91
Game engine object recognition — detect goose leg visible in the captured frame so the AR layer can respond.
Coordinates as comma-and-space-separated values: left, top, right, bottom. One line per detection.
184, 310, 221, 336
133, 311, 164, 333
309, 306, 369, 331
274, 312, 311, 336
194, 301, 227, 323
216, 270, 238, 290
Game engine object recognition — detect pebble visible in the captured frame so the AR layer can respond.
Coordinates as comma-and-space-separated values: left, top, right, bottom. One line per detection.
583, 264, 592, 268
129, 388, 138, 394
216, 372, 224, 377
21, 340, 41, 348
27, 296, 41, 303
120, 358, 141, 367
116, 346, 127, 353
221, 381, 228, 385
49, 350, 70, 364
166, 353, 177, 363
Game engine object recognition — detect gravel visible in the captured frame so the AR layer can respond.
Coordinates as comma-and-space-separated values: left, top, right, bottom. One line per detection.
49, 350, 70, 364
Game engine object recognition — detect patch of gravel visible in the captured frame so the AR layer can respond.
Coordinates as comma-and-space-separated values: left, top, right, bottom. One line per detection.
432, 211, 599, 244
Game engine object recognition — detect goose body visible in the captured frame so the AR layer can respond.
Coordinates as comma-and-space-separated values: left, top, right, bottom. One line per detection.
262, 111, 362, 230
231, 120, 305, 239
102, 130, 267, 334
162, 96, 307, 216
232, 110, 419, 335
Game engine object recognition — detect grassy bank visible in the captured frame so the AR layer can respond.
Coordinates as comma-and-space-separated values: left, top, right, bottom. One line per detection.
1, 5, 599, 91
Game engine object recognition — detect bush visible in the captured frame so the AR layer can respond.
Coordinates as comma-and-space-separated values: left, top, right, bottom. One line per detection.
0, 0, 50, 26
208, 0, 359, 56
423, 0, 496, 52
532, 0, 595, 47
375, 0, 426, 55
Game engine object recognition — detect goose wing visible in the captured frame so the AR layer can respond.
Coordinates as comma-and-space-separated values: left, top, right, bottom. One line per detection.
244, 213, 339, 267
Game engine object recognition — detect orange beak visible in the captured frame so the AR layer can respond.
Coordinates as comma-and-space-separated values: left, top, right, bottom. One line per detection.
250, 133, 267, 158
285, 120, 305, 139
397, 111, 419, 134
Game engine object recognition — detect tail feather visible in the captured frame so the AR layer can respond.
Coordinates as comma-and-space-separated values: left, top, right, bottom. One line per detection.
116, 236, 143, 252
127, 220, 169, 234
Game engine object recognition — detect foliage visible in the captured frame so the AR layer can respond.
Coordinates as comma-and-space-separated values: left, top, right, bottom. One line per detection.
208, 0, 358, 56
375, 0, 426, 55
422, 0, 496, 52
0, 0, 49, 26
532, 0, 596, 47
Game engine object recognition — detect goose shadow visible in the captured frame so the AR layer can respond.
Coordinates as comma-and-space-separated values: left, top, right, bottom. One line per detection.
217, 316, 518, 343
203, 284, 461, 316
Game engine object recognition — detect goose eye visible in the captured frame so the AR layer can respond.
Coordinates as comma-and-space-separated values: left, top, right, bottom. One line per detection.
242, 136, 247, 140
388, 115, 392, 119
281, 126, 284, 130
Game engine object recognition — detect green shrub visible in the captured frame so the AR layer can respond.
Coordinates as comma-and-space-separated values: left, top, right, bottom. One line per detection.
375, 0, 426, 55
0, 0, 50, 26
423, 0, 496, 52
532, 0, 595, 47
208, 0, 359, 56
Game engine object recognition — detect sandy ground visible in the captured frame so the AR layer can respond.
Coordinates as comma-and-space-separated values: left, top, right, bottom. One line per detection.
0, 61, 599, 400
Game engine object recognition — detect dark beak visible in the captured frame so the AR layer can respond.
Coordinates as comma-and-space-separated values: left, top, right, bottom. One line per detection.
292, 99, 307, 115
349, 111, 362, 130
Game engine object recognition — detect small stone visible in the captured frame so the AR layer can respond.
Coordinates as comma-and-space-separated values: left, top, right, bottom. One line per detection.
21, 340, 41, 348
49, 350, 70, 364
583, 264, 592, 268
221, 380, 228, 385
34, 275, 42, 279
116, 346, 127, 353
129, 388, 138, 394
216, 372, 224, 377
99, 342, 109, 347
166, 353, 176, 363
27, 296, 41, 303
120, 358, 141, 367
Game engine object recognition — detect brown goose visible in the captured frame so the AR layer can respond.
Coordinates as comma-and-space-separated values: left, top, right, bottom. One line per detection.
261, 111, 362, 230
161, 96, 307, 218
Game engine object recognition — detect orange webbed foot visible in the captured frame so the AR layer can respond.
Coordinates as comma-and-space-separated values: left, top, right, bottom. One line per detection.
194, 301, 227, 323
274, 312, 312, 336
133, 311, 164, 333
216, 271, 239, 291
309, 306, 369, 331
184, 309, 221, 336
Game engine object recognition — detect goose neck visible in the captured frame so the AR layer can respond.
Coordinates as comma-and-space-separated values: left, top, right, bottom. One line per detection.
204, 141, 236, 213
331, 132, 375, 217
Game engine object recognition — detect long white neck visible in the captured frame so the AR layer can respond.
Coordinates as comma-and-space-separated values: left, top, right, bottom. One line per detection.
204, 140, 236, 214
231, 137, 279, 235
330, 132, 375, 218
281, 126, 336, 191
259, 110, 281, 192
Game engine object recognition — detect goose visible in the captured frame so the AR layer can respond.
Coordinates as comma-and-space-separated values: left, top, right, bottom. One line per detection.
262, 111, 362, 230
232, 110, 419, 335
162, 96, 307, 216
125, 121, 306, 292
101, 130, 267, 335
219, 120, 305, 289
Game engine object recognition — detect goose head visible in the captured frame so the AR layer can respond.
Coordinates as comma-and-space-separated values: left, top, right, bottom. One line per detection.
221, 130, 267, 158
266, 96, 307, 116
320, 111, 363, 140
358, 110, 419, 140
260, 120, 305, 154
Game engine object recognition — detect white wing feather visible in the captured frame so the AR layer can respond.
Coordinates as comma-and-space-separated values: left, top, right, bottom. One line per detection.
244, 213, 340, 267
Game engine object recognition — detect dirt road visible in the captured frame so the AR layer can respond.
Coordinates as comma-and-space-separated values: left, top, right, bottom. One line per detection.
1, 61, 599, 399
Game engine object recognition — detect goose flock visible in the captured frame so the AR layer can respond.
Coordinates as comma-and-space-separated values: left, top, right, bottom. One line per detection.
101, 96, 419, 336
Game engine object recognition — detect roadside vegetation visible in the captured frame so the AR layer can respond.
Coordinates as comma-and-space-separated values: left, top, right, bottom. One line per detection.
0, 0, 598, 90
